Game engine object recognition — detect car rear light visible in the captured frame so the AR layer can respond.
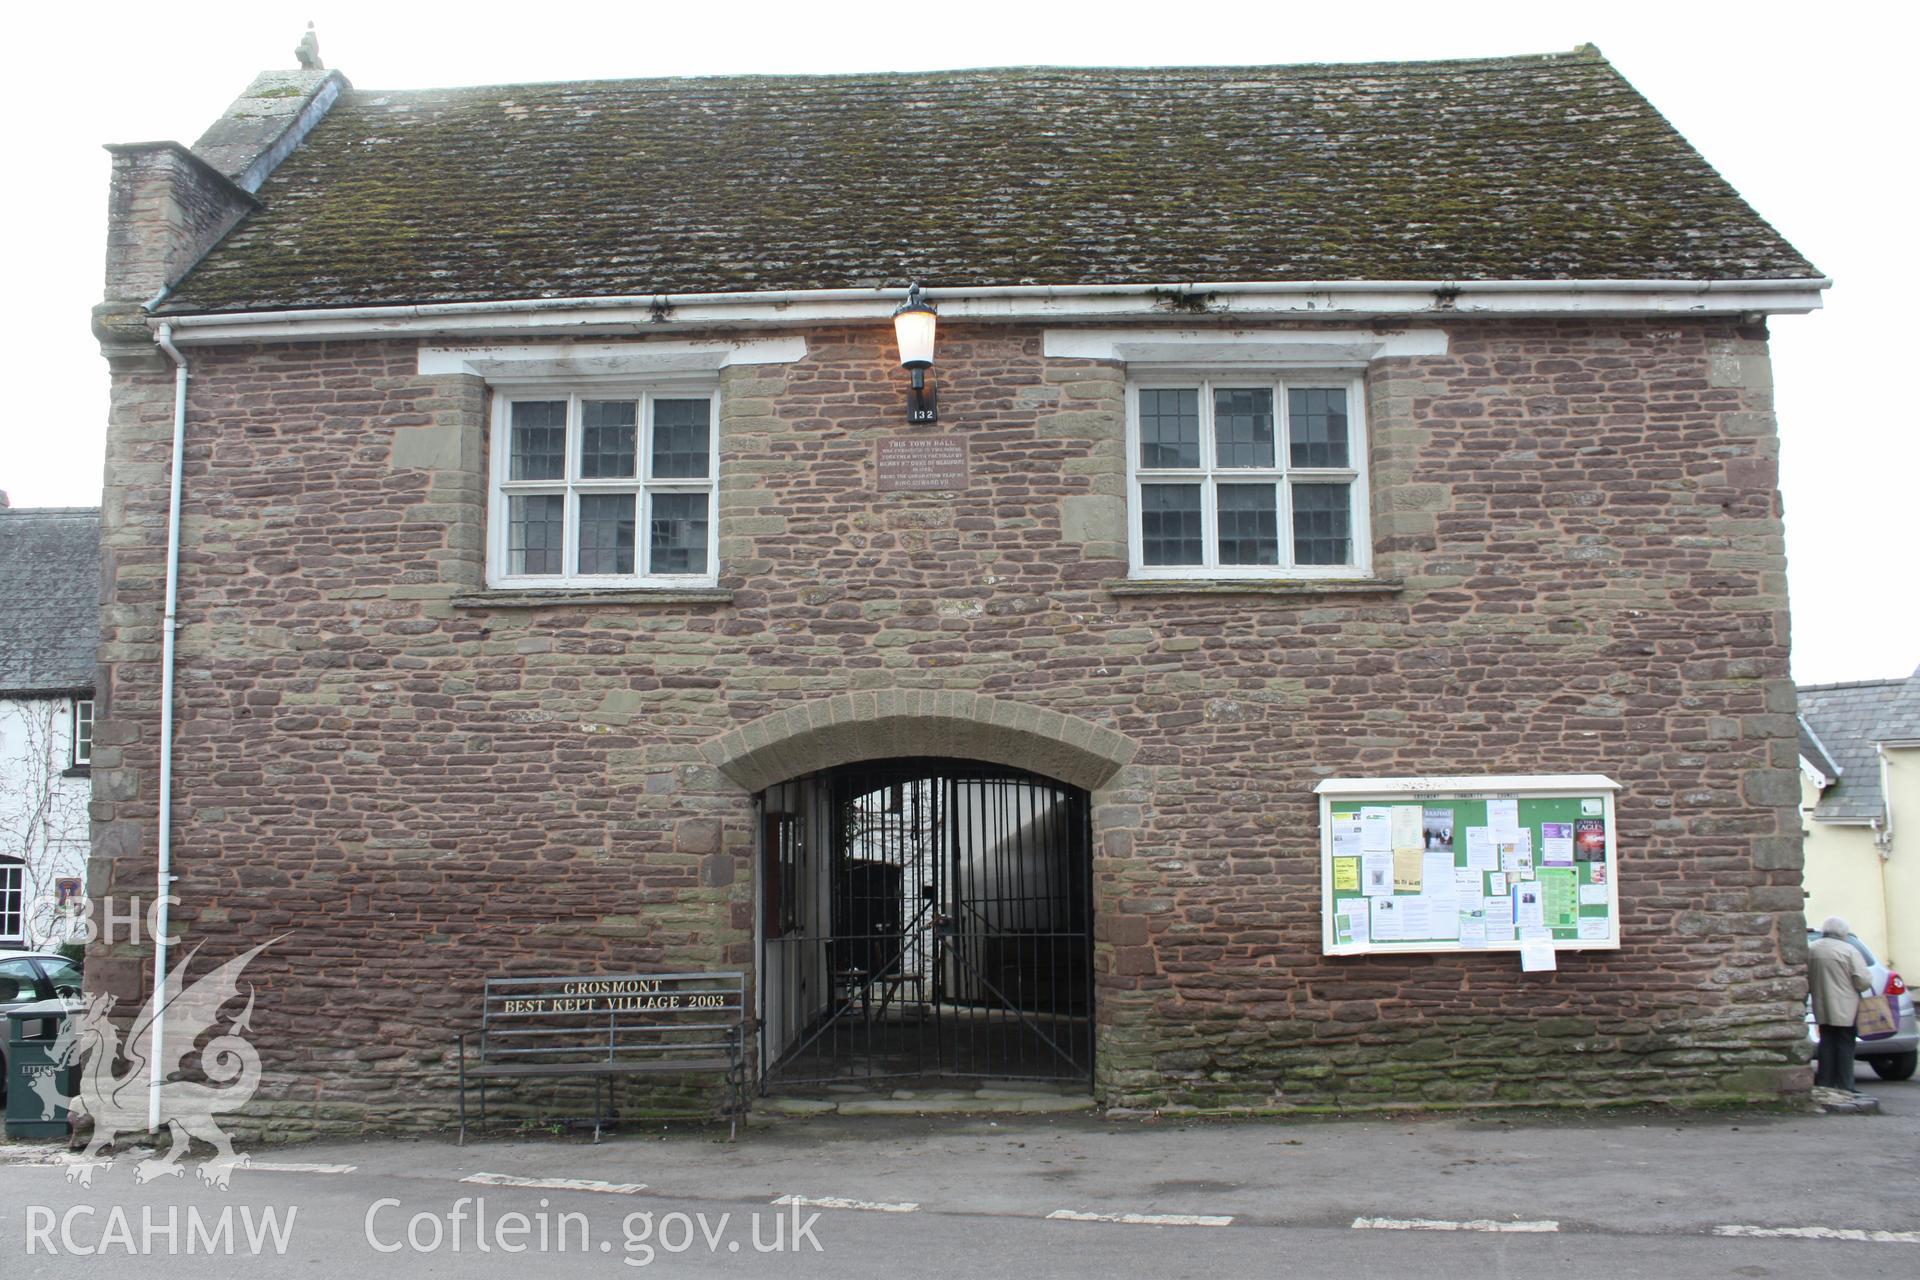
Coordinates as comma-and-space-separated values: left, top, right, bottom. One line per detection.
1887, 971, 1908, 998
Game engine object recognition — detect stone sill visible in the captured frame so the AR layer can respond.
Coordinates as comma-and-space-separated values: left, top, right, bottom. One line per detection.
451, 589, 735, 610
61, 765, 91, 779
1105, 577, 1404, 598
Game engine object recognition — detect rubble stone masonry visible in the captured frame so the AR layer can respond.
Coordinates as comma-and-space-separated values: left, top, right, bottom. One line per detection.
88, 319, 1806, 1136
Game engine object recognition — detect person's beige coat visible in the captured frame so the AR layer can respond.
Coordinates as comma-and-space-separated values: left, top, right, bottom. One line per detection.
1809, 935, 1874, 1025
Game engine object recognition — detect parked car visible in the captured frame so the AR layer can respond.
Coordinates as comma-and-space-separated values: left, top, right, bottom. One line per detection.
0, 950, 84, 1103
1805, 929, 1919, 1081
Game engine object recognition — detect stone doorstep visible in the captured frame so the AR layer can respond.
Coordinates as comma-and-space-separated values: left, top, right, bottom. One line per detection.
756, 1087, 1097, 1118
1810, 1087, 1881, 1116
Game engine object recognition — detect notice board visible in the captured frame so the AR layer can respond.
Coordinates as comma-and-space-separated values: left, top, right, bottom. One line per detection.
1316, 775, 1620, 957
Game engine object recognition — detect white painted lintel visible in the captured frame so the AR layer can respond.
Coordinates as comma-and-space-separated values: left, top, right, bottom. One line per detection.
1043, 327, 1449, 363
418, 336, 806, 379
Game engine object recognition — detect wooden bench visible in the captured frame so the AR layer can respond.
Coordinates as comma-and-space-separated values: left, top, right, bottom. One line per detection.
457, 972, 750, 1142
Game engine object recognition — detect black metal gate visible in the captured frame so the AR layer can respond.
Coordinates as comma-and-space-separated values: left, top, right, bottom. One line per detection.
758, 758, 1093, 1090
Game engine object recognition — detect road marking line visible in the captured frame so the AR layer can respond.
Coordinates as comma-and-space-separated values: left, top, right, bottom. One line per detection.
772, 1195, 919, 1213
1047, 1210, 1234, 1227
462, 1173, 647, 1194
1714, 1225, 1920, 1244
247, 1162, 358, 1174
1353, 1217, 1559, 1233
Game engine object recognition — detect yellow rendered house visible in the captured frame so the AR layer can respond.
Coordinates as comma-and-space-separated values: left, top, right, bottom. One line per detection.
1799, 668, 1920, 970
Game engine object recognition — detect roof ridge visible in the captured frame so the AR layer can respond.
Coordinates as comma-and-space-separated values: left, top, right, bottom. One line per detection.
340, 48, 1607, 98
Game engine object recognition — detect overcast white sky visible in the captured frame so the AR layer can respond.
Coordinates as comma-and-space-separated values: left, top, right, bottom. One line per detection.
0, 1, 1911, 684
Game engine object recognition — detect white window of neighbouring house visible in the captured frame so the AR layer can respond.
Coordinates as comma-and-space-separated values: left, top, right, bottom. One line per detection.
0, 860, 22, 946
488, 386, 719, 589
1126, 375, 1370, 578
72, 699, 94, 767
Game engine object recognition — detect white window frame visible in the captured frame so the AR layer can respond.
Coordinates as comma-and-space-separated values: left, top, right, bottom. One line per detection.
1125, 372, 1372, 580
487, 380, 722, 590
0, 859, 22, 945
72, 699, 94, 767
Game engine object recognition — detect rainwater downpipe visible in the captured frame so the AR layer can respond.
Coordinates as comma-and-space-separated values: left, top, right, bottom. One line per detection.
1878, 745, 1896, 859
149, 322, 188, 1133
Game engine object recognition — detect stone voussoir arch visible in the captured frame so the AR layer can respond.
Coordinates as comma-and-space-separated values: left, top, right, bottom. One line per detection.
700, 690, 1138, 794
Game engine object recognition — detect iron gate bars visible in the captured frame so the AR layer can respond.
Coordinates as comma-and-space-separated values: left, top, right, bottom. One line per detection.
759, 758, 1092, 1090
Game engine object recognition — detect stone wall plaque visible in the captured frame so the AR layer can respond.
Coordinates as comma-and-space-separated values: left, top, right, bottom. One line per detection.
876, 434, 969, 492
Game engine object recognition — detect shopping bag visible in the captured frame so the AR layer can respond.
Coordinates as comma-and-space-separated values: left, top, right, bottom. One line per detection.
1856, 994, 1898, 1039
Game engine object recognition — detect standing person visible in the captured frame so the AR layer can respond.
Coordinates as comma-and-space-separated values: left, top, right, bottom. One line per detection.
1809, 916, 1875, 1092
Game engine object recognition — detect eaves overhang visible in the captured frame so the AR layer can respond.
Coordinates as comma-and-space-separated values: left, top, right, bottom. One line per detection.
152, 276, 1831, 346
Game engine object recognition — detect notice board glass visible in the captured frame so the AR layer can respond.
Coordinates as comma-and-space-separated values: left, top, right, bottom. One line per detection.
1316, 775, 1620, 957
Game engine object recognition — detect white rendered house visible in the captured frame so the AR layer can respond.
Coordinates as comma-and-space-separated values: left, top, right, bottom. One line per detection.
0, 506, 99, 949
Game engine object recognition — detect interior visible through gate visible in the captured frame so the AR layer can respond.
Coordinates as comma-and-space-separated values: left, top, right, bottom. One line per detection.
758, 758, 1094, 1100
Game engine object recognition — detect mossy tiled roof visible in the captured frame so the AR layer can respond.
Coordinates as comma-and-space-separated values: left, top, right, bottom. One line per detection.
162, 48, 1818, 313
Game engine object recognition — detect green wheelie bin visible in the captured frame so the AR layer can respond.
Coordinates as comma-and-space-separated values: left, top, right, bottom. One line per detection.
5, 999, 76, 1139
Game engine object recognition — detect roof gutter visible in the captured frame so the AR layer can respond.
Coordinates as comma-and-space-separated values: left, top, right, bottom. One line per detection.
0, 685, 96, 700
155, 276, 1831, 344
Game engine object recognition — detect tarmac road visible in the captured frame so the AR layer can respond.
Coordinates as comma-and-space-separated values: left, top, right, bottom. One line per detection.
3, 1077, 1915, 1277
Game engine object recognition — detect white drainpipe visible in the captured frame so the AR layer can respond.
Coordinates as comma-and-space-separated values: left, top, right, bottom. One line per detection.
148, 322, 188, 1132
1877, 744, 1896, 859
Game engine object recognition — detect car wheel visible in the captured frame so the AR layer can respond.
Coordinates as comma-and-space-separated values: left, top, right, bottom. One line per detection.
1864, 1052, 1918, 1082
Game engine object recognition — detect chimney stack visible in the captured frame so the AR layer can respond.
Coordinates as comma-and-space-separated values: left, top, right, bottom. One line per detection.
94, 34, 349, 369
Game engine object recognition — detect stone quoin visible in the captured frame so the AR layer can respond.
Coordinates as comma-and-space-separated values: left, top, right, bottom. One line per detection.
87, 47, 1822, 1137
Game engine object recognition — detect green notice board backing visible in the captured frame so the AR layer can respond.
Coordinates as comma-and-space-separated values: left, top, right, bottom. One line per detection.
1316, 775, 1620, 957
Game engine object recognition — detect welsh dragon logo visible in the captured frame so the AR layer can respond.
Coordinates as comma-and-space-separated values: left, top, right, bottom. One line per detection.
43, 940, 276, 1190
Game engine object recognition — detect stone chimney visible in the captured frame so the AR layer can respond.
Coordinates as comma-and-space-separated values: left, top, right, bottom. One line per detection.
98, 143, 256, 317
94, 63, 349, 368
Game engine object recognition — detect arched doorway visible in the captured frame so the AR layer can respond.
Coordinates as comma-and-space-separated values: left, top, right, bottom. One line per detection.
758, 758, 1093, 1091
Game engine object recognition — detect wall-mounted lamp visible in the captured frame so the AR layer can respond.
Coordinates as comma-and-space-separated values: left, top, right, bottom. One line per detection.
893, 282, 939, 423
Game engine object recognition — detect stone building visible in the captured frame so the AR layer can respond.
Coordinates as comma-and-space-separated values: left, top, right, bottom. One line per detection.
89, 46, 1824, 1134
